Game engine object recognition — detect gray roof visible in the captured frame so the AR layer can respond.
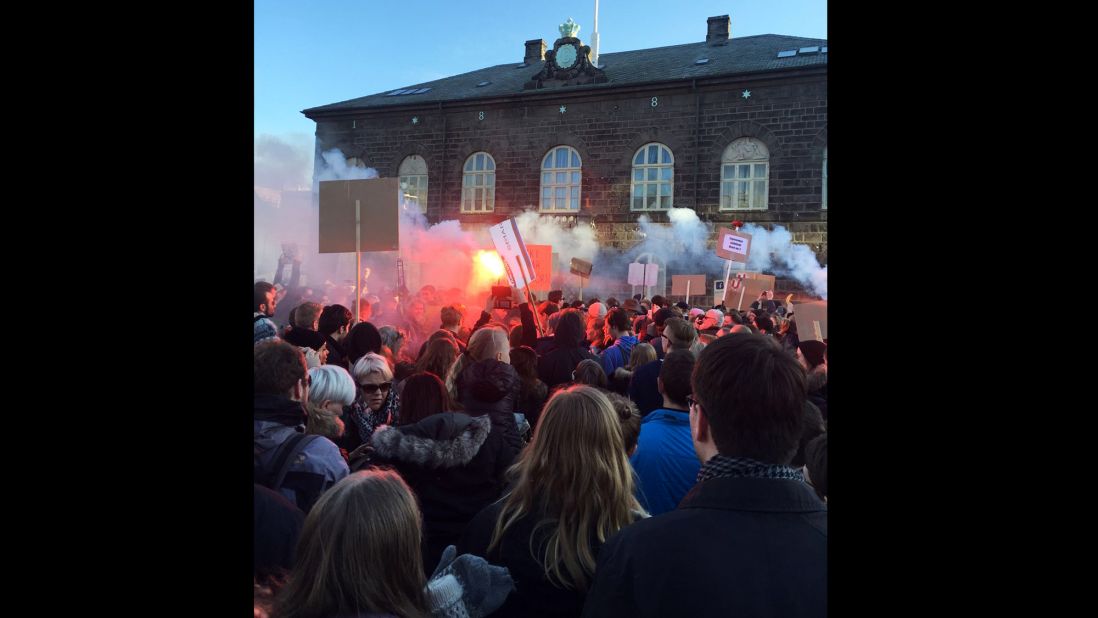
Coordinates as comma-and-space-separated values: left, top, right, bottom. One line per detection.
304, 34, 826, 115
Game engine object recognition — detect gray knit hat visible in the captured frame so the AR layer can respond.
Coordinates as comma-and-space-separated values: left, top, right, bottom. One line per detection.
253, 315, 279, 345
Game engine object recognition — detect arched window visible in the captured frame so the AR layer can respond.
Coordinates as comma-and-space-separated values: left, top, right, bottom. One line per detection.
540, 146, 582, 212
631, 143, 674, 211
398, 155, 428, 212
461, 152, 495, 212
822, 146, 827, 210
347, 157, 366, 168
719, 138, 770, 211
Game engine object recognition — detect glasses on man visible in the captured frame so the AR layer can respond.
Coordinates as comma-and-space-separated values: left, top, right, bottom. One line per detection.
360, 382, 392, 394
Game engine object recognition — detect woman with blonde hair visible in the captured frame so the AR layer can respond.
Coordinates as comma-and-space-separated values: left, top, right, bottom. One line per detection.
448, 325, 509, 403
458, 385, 645, 617
608, 341, 656, 395
273, 470, 430, 618
340, 353, 399, 453
415, 337, 460, 384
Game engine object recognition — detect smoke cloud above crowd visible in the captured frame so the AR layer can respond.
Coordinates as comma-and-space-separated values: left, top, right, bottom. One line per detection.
254, 144, 828, 310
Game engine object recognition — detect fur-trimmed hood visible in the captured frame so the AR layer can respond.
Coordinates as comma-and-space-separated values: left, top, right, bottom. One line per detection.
369, 413, 491, 469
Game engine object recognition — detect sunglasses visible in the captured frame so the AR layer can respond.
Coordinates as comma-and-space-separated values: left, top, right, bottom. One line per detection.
360, 382, 392, 394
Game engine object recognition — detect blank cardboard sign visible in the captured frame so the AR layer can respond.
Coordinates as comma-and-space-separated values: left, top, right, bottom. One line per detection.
318, 178, 401, 253
793, 301, 828, 342
628, 262, 659, 286
730, 277, 772, 311
569, 258, 593, 277
740, 271, 776, 289
723, 271, 776, 310
671, 274, 707, 297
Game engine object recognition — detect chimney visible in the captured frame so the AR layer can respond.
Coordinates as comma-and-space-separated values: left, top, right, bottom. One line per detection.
525, 39, 546, 65
706, 15, 730, 46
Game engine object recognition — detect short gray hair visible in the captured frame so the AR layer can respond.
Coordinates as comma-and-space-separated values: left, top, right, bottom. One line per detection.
308, 365, 356, 406
353, 352, 393, 383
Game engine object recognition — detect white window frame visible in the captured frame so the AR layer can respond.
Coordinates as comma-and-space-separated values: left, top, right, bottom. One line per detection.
539, 146, 582, 213
719, 138, 770, 211
630, 143, 674, 211
461, 152, 496, 213
398, 155, 428, 213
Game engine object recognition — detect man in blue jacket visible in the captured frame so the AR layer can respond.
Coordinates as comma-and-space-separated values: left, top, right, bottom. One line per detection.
598, 307, 637, 376
629, 349, 700, 515
254, 340, 349, 512
583, 333, 826, 618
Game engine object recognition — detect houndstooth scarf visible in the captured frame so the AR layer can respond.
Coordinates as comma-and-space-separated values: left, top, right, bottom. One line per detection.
351, 387, 400, 443
696, 455, 805, 484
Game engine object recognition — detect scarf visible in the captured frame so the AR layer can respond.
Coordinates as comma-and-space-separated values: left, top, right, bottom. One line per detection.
696, 454, 805, 484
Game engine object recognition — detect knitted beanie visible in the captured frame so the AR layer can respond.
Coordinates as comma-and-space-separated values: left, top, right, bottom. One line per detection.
253, 315, 278, 345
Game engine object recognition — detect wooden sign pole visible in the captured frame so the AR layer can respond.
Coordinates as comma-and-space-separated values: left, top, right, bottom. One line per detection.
354, 199, 361, 322
719, 259, 732, 304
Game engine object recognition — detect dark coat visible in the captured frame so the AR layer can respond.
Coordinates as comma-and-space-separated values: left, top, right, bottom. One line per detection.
253, 483, 305, 579
537, 315, 598, 389
283, 326, 327, 351
534, 335, 557, 357
458, 501, 610, 618
359, 413, 515, 571
515, 379, 548, 430
581, 476, 827, 618
519, 302, 539, 348
322, 333, 350, 371
808, 382, 828, 421
627, 359, 664, 417
750, 298, 778, 313
254, 394, 349, 512
458, 359, 526, 456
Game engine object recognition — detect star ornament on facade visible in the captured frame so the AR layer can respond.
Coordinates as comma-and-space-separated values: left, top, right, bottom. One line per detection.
559, 105, 567, 114
742, 90, 752, 99
412, 116, 419, 124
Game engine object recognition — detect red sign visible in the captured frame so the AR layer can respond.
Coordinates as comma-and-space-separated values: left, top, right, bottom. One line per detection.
526, 244, 553, 293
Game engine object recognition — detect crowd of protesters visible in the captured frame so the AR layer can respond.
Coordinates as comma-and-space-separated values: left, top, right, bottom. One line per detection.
254, 279, 827, 618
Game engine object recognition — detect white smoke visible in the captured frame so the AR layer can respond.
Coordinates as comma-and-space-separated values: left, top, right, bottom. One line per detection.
255, 133, 312, 191
254, 134, 318, 283
314, 149, 380, 183
513, 210, 599, 264
632, 207, 725, 272
255, 144, 828, 311
742, 223, 828, 299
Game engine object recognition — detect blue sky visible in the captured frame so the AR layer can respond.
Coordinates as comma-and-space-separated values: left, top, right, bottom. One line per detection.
255, 0, 827, 140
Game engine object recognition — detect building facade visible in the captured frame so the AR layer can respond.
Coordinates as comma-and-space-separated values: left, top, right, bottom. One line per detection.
304, 15, 827, 296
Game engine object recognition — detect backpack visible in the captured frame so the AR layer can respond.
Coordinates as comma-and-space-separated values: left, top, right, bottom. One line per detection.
255, 432, 325, 511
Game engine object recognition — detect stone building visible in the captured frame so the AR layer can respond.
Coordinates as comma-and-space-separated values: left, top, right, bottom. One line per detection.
304, 14, 826, 297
